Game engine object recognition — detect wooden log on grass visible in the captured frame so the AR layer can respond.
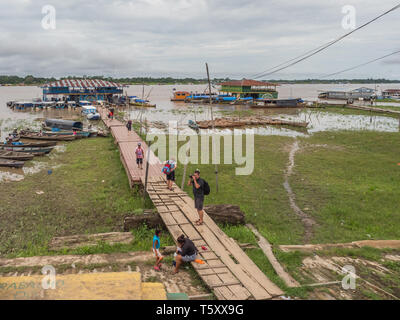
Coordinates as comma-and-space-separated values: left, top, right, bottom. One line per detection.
123, 204, 246, 231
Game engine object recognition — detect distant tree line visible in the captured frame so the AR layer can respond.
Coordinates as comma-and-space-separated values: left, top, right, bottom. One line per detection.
0, 75, 399, 86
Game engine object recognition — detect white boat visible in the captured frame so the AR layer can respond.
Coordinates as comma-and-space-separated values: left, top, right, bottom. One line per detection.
81, 105, 97, 115
87, 112, 101, 120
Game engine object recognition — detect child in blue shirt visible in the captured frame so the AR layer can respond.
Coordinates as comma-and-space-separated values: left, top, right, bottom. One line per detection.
152, 230, 163, 271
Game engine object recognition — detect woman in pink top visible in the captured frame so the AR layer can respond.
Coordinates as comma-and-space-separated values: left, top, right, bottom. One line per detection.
135, 143, 144, 170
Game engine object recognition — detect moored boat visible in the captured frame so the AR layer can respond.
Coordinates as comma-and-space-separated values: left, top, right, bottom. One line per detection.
0, 159, 25, 168
171, 91, 191, 101
42, 127, 91, 137
0, 145, 54, 154
19, 133, 76, 141
87, 112, 101, 120
0, 150, 34, 161
3, 141, 57, 147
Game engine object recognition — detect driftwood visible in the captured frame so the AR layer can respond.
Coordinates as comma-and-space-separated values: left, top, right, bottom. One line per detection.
196, 116, 308, 129
49, 232, 134, 251
204, 204, 245, 225
124, 204, 246, 231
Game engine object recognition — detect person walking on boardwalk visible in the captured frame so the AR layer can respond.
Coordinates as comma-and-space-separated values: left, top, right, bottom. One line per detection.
135, 142, 144, 170
153, 230, 163, 271
188, 169, 210, 226
162, 158, 177, 191
173, 235, 197, 274
126, 120, 132, 132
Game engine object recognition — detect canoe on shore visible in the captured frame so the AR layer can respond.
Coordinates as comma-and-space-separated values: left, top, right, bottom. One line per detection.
0, 145, 54, 154
19, 133, 76, 141
6, 141, 57, 147
0, 150, 34, 161
0, 159, 25, 168
42, 127, 92, 137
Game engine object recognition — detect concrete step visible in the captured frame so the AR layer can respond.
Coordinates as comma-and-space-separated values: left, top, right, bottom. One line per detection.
0, 272, 166, 300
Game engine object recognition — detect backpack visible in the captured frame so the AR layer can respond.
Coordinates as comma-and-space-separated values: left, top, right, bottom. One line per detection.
162, 161, 175, 174
203, 180, 210, 196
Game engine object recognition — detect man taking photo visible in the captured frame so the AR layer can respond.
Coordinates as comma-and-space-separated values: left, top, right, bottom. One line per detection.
188, 169, 207, 226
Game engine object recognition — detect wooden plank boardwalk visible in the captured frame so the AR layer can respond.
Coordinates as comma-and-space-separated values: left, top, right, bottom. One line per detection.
100, 108, 283, 300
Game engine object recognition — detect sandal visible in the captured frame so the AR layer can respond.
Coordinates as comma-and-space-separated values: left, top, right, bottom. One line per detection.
154, 266, 160, 271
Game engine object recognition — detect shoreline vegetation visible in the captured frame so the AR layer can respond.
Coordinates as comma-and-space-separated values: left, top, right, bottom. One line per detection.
1, 130, 399, 256
1, 75, 400, 86
0, 120, 399, 299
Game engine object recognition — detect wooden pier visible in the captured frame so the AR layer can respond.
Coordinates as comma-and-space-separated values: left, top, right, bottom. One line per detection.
100, 108, 283, 300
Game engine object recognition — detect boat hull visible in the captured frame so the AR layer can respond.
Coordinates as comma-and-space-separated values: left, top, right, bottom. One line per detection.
0, 151, 34, 161
0, 159, 25, 168
0, 146, 54, 154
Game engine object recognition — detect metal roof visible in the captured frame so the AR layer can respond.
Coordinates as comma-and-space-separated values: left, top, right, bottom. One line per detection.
42, 79, 125, 88
218, 79, 278, 87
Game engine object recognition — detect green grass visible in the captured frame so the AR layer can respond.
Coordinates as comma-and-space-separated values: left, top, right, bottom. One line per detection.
291, 131, 400, 243
0, 137, 153, 257
158, 134, 304, 245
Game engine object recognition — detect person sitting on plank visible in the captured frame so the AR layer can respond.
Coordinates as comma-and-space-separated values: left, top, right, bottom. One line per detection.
173, 234, 197, 274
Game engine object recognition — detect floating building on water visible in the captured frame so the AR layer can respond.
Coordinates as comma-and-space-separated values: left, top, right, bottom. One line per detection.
217, 79, 279, 99
318, 87, 376, 100
42, 79, 126, 103
381, 89, 400, 100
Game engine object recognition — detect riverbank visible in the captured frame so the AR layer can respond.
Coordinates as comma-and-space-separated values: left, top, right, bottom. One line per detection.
1, 125, 399, 299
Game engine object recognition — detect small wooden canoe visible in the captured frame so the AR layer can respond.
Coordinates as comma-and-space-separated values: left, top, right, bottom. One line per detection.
0, 150, 34, 161
0, 146, 54, 154
43, 128, 91, 137
19, 134, 76, 141
0, 159, 25, 168
6, 141, 57, 147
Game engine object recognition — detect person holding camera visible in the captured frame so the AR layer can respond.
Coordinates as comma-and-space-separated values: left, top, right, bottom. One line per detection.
188, 169, 206, 226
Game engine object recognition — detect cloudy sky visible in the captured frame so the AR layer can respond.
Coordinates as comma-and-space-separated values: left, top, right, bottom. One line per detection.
0, 0, 399, 79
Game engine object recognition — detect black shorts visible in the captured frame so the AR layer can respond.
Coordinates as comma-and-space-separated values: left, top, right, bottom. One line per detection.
194, 197, 204, 210
136, 158, 143, 164
166, 170, 175, 181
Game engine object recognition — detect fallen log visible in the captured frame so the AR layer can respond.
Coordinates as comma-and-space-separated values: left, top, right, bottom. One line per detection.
204, 204, 245, 225
49, 232, 134, 251
123, 205, 246, 231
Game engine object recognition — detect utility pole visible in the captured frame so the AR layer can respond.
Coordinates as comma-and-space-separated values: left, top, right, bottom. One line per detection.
143, 140, 152, 205
206, 63, 218, 193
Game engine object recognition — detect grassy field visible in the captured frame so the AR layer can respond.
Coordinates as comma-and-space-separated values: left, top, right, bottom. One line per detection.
291, 131, 400, 243
0, 137, 158, 257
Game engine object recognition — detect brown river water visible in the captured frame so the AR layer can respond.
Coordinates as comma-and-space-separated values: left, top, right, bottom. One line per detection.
0, 83, 399, 182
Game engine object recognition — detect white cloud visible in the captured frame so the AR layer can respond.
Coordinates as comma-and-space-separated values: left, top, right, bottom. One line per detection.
0, 0, 399, 78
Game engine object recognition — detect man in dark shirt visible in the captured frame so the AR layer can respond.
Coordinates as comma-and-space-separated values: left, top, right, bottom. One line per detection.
173, 235, 197, 274
188, 169, 205, 225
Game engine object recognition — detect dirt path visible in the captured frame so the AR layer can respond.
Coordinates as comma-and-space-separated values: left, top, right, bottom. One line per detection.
283, 140, 316, 243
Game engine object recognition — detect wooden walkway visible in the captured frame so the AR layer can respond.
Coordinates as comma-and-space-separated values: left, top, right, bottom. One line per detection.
101, 108, 283, 300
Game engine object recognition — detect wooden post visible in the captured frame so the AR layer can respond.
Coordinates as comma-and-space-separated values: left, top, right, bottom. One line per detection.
206, 62, 218, 193
144, 139, 152, 202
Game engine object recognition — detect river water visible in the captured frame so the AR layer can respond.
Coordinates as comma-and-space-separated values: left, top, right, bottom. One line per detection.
1, 83, 399, 182
1, 83, 400, 140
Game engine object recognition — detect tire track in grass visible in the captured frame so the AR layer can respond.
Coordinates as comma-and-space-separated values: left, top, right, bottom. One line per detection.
283, 140, 316, 243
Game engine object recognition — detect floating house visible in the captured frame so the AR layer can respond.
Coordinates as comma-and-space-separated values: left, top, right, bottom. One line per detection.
171, 91, 191, 101
381, 89, 400, 100
42, 79, 126, 103
218, 79, 279, 99
318, 87, 376, 100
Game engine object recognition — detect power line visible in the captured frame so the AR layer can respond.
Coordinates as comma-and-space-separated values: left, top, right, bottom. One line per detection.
252, 3, 400, 79
320, 49, 400, 78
